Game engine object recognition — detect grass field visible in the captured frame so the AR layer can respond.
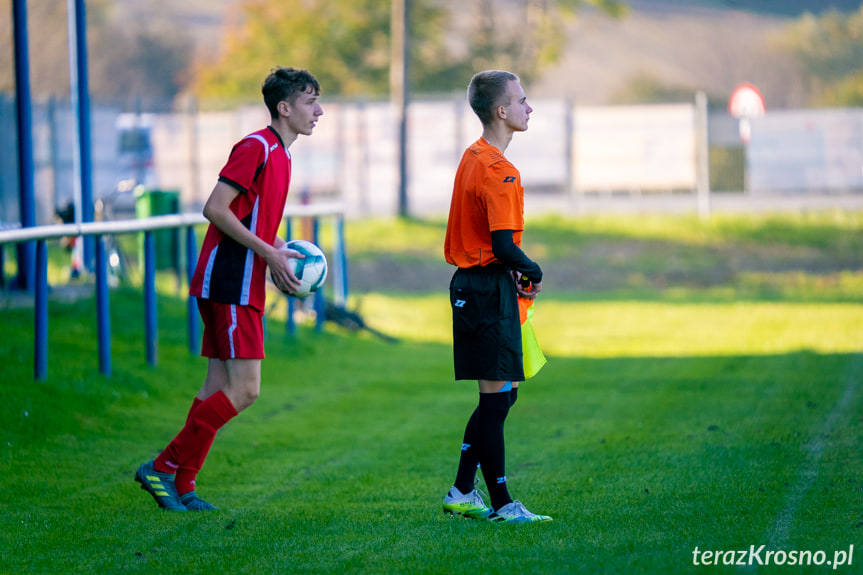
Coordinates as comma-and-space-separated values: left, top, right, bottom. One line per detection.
1, 213, 862, 574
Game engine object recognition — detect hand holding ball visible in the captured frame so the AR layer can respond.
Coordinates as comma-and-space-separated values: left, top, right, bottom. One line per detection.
271, 239, 328, 298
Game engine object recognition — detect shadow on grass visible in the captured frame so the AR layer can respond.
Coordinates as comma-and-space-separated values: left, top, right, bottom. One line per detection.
2, 284, 862, 574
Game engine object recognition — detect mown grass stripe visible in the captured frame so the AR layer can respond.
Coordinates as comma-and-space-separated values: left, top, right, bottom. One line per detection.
763, 353, 862, 552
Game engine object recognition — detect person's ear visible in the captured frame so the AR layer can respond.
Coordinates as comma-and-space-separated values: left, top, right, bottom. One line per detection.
278, 100, 291, 118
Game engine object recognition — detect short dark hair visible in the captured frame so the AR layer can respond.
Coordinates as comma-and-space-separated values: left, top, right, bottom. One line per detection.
262, 67, 321, 119
467, 70, 519, 126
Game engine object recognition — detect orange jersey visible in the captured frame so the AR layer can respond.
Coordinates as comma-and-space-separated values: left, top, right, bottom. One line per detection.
444, 138, 524, 268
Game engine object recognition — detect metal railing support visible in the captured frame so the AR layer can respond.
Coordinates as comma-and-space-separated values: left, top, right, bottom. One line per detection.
186, 226, 199, 355
334, 215, 349, 307
95, 235, 111, 376
0, 204, 345, 379
144, 231, 157, 366
312, 218, 325, 333
35, 240, 48, 380
284, 218, 296, 337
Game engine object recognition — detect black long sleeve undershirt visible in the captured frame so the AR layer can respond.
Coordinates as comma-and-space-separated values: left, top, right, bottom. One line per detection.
490, 229, 542, 283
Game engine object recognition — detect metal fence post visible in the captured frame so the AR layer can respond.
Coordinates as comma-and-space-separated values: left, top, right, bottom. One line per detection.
696, 90, 711, 219
95, 235, 111, 376
334, 215, 348, 308
12, 0, 36, 292
565, 96, 577, 214
284, 218, 296, 336
313, 217, 325, 332
186, 226, 199, 355
35, 240, 48, 380
144, 231, 157, 366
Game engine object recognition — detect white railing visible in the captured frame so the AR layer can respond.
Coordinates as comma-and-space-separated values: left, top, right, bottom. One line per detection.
1, 202, 348, 380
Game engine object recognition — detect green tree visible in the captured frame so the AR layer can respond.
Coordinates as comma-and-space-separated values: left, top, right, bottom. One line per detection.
779, 6, 863, 106
192, 0, 626, 103
193, 0, 451, 103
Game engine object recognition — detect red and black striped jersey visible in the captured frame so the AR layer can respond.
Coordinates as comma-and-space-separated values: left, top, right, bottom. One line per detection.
190, 127, 291, 311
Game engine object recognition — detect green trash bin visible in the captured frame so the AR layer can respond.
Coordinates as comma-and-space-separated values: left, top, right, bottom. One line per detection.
135, 186, 180, 270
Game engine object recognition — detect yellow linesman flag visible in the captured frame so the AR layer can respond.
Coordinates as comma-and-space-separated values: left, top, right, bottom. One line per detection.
518, 296, 546, 379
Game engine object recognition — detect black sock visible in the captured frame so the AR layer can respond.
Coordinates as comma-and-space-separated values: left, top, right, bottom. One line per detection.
476, 391, 512, 510
453, 407, 479, 495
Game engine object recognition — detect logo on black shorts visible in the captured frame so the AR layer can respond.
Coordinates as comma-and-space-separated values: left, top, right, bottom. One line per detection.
454, 299, 466, 308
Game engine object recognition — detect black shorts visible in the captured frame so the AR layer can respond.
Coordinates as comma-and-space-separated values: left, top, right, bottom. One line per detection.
450, 265, 524, 382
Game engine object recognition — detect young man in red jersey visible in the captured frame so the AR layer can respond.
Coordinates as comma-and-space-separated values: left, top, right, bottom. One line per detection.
442, 70, 551, 523
135, 67, 323, 511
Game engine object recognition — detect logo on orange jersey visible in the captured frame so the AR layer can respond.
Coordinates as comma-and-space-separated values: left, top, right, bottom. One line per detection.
504, 176, 516, 183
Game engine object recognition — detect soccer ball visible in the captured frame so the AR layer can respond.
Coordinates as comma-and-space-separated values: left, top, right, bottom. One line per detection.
273, 239, 328, 298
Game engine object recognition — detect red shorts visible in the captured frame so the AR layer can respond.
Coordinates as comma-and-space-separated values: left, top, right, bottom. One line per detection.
198, 299, 265, 360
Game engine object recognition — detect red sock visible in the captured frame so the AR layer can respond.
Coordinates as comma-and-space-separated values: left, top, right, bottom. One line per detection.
172, 423, 216, 495
154, 391, 238, 490
186, 397, 203, 424
170, 396, 205, 493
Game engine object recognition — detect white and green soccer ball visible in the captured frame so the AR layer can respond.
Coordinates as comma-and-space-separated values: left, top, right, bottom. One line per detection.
276, 239, 328, 298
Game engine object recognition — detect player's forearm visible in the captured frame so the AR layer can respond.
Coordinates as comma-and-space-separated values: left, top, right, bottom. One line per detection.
203, 193, 277, 260
490, 229, 542, 281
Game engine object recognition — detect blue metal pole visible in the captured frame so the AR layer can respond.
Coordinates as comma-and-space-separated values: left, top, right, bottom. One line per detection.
12, 0, 36, 291
74, 0, 95, 271
35, 240, 48, 380
337, 215, 349, 305
312, 217, 325, 332
186, 226, 199, 355
144, 231, 157, 366
284, 218, 296, 336
95, 235, 111, 376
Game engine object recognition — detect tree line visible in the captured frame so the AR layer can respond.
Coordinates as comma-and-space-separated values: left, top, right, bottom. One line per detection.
1, 0, 861, 109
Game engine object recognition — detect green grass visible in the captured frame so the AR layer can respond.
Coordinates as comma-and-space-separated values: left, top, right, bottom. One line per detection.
2, 213, 862, 574
344, 211, 863, 300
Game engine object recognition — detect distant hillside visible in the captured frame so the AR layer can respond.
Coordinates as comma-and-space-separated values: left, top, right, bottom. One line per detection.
111, 0, 234, 55
530, 0, 827, 106
688, 0, 861, 16
108, 0, 858, 107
